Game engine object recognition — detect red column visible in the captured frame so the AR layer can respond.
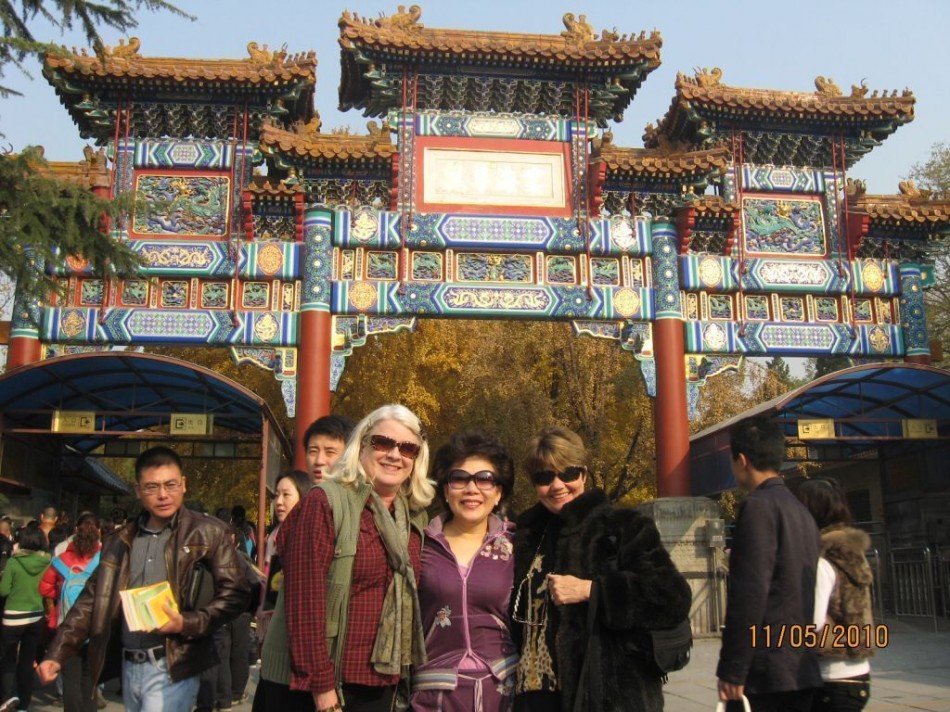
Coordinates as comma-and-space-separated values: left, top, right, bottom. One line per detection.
653, 318, 691, 497
294, 310, 332, 469
6, 337, 42, 370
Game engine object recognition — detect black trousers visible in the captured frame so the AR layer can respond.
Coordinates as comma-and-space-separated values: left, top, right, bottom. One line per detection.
61, 644, 96, 712
812, 676, 870, 712
251, 678, 314, 712
196, 620, 233, 711
0, 619, 44, 708
340, 684, 396, 712
743, 689, 815, 712
229, 611, 252, 700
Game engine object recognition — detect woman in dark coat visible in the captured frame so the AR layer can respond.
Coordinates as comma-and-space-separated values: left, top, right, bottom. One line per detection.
511, 426, 691, 712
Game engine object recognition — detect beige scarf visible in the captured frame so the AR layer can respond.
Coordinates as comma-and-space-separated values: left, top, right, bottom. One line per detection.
368, 490, 427, 675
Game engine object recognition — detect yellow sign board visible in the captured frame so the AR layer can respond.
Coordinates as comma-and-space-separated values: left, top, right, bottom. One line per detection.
51, 410, 96, 433
797, 418, 835, 440
170, 413, 212, 436
902, 419, 938, 439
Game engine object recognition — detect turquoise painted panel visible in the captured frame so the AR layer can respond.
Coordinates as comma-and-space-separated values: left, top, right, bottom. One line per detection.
742, 165, 825, 193
330, 281, 653, 321
134, 139, 238, 169
41, 307, 296, 345
684, 320, 903, 357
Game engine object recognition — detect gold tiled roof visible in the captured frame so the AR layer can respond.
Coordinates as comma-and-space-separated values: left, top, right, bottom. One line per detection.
592, 133, 728, 179
44, 39, 317, 85
39, 146, 111, 190
850, 181, 950, 226
245, 175, 303, 197
259, 119, 396, 163
338, 8, 661, 67
648, 68, 915, 147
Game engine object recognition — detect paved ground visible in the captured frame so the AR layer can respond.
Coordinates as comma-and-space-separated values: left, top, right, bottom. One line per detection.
21, 616, 950, 711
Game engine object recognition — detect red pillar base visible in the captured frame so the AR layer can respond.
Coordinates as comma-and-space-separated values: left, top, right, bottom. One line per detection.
6, 336, 42, 370
905, 354, 931, 366
294, 310, 332, 470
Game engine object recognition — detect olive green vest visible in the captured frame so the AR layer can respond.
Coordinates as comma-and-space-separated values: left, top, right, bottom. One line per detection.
259, 481, 426, 688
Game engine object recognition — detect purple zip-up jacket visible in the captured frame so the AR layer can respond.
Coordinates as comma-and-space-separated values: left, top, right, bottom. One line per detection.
411, 513, 519, 712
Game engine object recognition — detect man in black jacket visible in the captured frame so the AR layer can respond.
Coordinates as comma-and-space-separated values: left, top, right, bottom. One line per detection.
37, 446, 250, 712
716, 417, 821, 712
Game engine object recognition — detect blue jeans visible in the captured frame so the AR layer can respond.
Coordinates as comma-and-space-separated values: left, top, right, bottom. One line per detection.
121, 656, 200, 712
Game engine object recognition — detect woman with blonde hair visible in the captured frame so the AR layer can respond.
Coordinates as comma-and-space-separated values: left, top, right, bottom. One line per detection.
511, 426, 691, 712
280, 404, 434, 712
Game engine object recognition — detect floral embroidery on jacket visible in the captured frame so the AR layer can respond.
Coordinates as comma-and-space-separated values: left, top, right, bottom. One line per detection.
481, 535, 513, 561
435, 605, 452, 628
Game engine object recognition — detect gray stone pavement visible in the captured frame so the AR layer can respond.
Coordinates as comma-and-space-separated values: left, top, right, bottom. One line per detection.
21, 617, 950, 711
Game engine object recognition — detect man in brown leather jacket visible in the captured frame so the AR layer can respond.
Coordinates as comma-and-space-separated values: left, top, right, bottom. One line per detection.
38, 446, 250, 711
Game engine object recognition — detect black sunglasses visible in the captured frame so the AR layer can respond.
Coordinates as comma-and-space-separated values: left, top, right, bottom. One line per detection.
447, 469, 498, 491
530, 465, 586, 487
367, 434, 421, 460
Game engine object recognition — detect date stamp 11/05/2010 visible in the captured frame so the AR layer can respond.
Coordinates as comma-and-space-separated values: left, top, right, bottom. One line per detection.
748, 624, 888, 650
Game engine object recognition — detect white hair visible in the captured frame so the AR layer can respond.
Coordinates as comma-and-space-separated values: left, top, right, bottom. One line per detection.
329, 404, 435, 509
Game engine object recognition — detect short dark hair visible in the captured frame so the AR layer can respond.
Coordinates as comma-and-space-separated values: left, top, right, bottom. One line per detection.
302, 415, 356, 449
431, 430, 515, 511
231, 505, 247, 522
729, 416, 785, 473
18, 522, 48, 552
135, 446, 183, 481
797, 478, 853, 529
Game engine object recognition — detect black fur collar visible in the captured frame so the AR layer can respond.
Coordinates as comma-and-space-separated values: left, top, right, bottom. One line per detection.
559, 488, 608, 529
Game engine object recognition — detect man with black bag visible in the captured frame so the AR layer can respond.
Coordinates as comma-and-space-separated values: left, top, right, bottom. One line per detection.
37, 446, 251, 712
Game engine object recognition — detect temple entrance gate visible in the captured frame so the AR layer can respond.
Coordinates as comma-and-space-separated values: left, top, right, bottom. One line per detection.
8, 7, 948, 498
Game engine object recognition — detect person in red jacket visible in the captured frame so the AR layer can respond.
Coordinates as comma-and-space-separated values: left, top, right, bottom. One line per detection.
39, 513, 102, 712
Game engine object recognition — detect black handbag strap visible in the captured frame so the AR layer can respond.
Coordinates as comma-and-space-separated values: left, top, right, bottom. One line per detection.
572, 580, 603, 712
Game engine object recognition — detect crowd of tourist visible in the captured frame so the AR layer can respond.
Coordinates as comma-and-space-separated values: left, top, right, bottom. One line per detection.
0, 408, 873, 712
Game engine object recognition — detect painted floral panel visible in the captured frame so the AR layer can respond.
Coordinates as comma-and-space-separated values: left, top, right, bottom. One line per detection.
201, 282, 228, 309
161, 280, 188, 308
243, 282, 270, 309
744, 295, 770, 321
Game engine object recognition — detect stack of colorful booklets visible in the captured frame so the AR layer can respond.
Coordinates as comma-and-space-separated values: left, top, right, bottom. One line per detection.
120, 581, 178, 632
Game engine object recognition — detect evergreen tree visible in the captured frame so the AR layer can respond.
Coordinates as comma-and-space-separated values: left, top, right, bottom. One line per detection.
813, 355, 853, 378
0, 0, 191, 96
1, 1, 191, 303
0, 147, 142, 303
906, 142, 950, 365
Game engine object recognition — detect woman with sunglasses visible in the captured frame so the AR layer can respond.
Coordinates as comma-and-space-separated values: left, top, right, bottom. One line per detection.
411, 431, 519, 712
279, 404, 434, 712
511, 426, 691, 712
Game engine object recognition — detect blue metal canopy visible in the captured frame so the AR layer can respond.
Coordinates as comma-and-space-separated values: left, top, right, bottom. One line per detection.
0, 351, 290, 457
689, 363, 950, 495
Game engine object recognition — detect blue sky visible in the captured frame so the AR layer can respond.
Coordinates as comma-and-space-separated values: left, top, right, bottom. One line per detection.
2, 0, 948, 193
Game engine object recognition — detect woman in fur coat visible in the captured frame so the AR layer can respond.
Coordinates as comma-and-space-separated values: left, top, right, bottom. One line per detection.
798, 479, 873, 711
511, 426, 692, 712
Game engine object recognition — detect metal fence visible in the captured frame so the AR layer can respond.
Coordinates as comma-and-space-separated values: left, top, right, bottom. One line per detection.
865, 547, 885, 623
889, 546, 939, 632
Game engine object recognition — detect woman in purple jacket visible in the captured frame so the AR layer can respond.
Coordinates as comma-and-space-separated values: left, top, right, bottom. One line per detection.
411, 431, 518, 712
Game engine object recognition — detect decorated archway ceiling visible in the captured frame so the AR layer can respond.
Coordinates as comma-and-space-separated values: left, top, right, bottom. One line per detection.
22, 4, 950, 418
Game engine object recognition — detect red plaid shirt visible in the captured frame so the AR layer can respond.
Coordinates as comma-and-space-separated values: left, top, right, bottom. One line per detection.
278, 487, 422, 694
